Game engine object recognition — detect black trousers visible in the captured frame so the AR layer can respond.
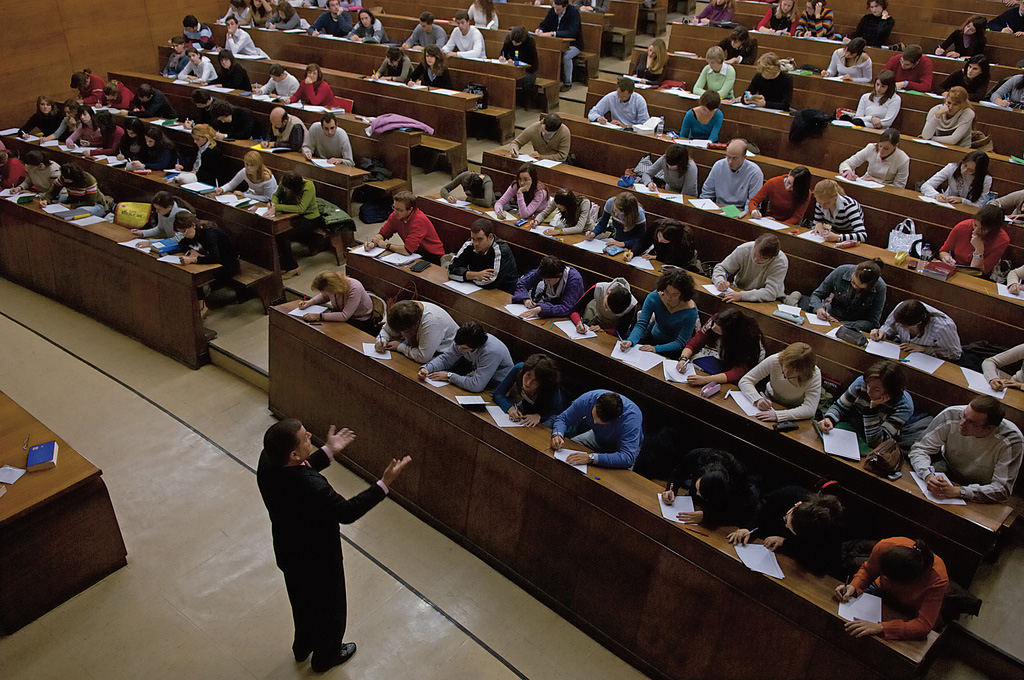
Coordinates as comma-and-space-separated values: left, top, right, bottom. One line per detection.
278, 215, 327, 272
281, 558, 347, 663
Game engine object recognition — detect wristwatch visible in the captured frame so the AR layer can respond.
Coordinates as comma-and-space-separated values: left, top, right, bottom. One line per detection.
959, 486, 967, 499
588, 453, 595, 464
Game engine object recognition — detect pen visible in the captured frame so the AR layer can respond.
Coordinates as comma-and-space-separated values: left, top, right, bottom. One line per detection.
548, 320, 554, 330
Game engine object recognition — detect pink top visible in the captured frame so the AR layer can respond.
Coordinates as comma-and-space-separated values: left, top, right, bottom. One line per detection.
290, 81, 338, 107
495, 184, 549, 219
307, 277, 373, 322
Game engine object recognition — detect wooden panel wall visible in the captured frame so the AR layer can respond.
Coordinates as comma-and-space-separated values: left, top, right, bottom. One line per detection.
0, 1, 222, 130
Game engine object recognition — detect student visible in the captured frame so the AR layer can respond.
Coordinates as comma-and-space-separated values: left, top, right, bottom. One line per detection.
990, 73, 1024, 109
847, 0, 893, 48
368, 192, 446, 265
101, 80, 134, 110
587, 77, 650, 127
290, 64, 338, 108
41, 99, 80, 143
468, 0, 498, 30
180, 47, 218, 83
188, 90, 222, 127
677, 309, 764, 386
67, 109, 124, 158
695, 0, 735, 26
745, 52, 793, 111
570, 277, 638, 337
804, 259, 886, 331
173, 212, 240, 315
921, 86, 974, 147
493, 354, 568, 427
551, 391, 644, 469
38, 162, 114, 216
374, 47, 413, 83
621, 269, 699, 358
508, 113, 570, 161
500, 26, 539, 90
263, 107, 307, 153
447, 219, 519, 293
631, 39, 667, 86
214, 150, 278, 202
693, 46, 736, 100
302, 112, 353, 166
268, 170, 325, 276
871, 300, 962, 361
748, 166, 812, 224
825, 38, 871, 83
711, 233, 788, 303
403, 12, 447, 49
512, 256, 585, 319
820, 359, 917, 447
794, 0, 833, 38
442, 171, 494, 208
739, 342, 821, 422
835, 538, 948, 640
937, 16, 988, 59
163, 37, 189, 77
224, 16, 267, 58
409, 45, 454, 90
126, 83, 178, 119
810, 180, 866, 243
590, 192, 647, 251
18, 96, 64, 139
641, 145, 698, 196
718, 26, 758, 65
222, 0, 252, 27
126, 126, 178, 172
756, 0, 797, 35
376, 300, 458, 362
132, 192, 190, 240
443, 11, 486, 59
884, 45, 933, 92
661, 448, 759, 527
852, 70, 900, 129
12, 150, 60, 194
255, 64, 301, 100
0, 151, 26, 191
938, 56, 990, 103
700, 139, 764, 209
210, 101, 263, 141
838, 128, 910, 188
938, 204, 1008, 277
984, 342, 1024, 392
183, 14, 215, 50
267, 2, 301, 31
532, 189, 596, 236
295, 271, 377, 333
625, 219, 700, 270
308, 0, 352, 37
989, 0, 1024, 35
922, 151, 992, 207
680, 91, 724, 142
348, 9, 387, 43
172, 124, 231, 187
209, 51, 252, 91
250, 0, 274, 27
420, 322, 514, 393
495, 163, 548, 219
70, 70, 105, 105
535, 0, 583, 90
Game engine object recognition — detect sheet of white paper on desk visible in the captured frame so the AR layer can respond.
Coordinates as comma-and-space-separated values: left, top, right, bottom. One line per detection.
821, 427, 860, 461
657, 493, 695, 523
288, 304, 327, 317
0, 188, 16, 197
996, 283, 1023, 300
734, 544, 785, 579
610, 343, 663, 371
826, 326, 841, 339
118, 238, 148, 249
831, 119, 854, 126
701, 283, 728, 296
181, 182, 216, 192
960, 366, 1007, 398
838, 593, 882, 623
157, 255, 182, 264
728, 390, 760, 416
777, 303, 802, 316
423, 377, 449, 388
456, 395, 486, 406
201, 85, 233, 93
573, 239, 608, 254
917, 194, 956, 208
283, 28, 305, 33
553, 449, 588, 473
664, 194, 690, 205
865, 339, 901, 359
40, 140, 59, 147
514, 154, 536, 163
0, 465, 27, 484
349, 245, 386, 257
215, 193, 241, 204
255, 207, 271, 216
534, 159, 562, 168
797, 230, 827, 244
485, 210, 513, 221
76, 215, 107, 226
0, 127, 19, 135
445, 199, 471, 207
251, 94, 273, 101
805, 313, 831, 326
910, 469, 967, 505
530, 225, 552, 236
627, 256, 655, 270
688, 198, 721, 211
444, 279, 482, 295
106, 158, 127, 167
663, 359, 695, 383
311, 159, 334, 168
431, 89, 459, 95
905, 352, 944, 374
750, 217, 788, 230
173, 79, 191, 84
379, 252, 421, 266
633, 184, 657, 194
486, 405, 526, 427
361, 343, 392, 359
553, 319, 597, 340
596, 121, 621, 129
42, 204, 67, 213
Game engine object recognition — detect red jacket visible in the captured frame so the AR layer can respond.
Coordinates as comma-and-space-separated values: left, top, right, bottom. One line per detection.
79, 73, 107, 106
104, 82, 134, 110
884, 54, 934, 92
748, 174, 811, 224
941, 219, 1009, 275
290, 81, 337, 107
1, 157, 27, 189
379, 208, 445, 256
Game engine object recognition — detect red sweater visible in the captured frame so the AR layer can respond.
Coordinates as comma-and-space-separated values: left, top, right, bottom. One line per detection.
104, 82, 134, 110
756, 8, 797, 35
1, 157, 27, 189
683, 315, 754, 383
290, 81, 337, 107
79, 74, 107, 106
941, 219, 1009, 275
883, 54, 934, 92
748, 175, 811, 224
850, 537, 948, 640
379, 208, 445, 256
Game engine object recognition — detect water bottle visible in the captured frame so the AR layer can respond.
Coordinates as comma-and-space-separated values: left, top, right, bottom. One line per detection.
656, 117, 664, 136
921, 243, 932, 262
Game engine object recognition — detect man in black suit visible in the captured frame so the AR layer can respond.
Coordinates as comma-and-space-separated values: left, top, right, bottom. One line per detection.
257, 418, 411, 673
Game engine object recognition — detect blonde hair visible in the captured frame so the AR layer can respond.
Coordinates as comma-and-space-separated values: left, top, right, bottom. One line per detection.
756, 52, 781, 76
705, 46, 725, 64
776, 0, 797, 19
778, 342, 816, 384
946, 85, 972, 109
647, 39, 668, 74
191, 124, 217, 147
243, 150, 271, 183
813, 179, 845, 201
311, 270, 350, 295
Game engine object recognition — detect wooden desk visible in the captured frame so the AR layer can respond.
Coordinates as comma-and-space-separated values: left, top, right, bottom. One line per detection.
0, 390, 126, 634
267, 306, 937, 680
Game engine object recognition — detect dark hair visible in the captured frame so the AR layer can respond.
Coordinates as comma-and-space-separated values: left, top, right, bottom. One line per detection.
423, 45, 447, 75
358, 8, 376, 24
516, 163, 540, 206
656, 268, 695, 299
320, 111, 338, 125
788, 492, 845, 540
151, 191, 176, 209
216, 50, 238, 71
714, 309, 762, 370
173, 211, 202, 232
543, 113, 562, 132
386, 46, 403, 62
454, 321, 488, 349
965, 16, 988, 45
125, 117, 147, 139
520, 353, 561, 396
24, 150, 47, 166
653, 219, 696, 266
868, 0, 887, 9
144, 125, 174, 150
864, 359, 905, 401
183, 14, 199, 28
874, 70, 896, 105
387, 300, 422, 332
954, 151, 990, 204
537, 255, 566, 279
903, 45, 923, 63
278, 170, 307, 204
62, 99, 81, 117
962, 54, 991, 92
462, 173, 487, 199
263, 418, 303, 467
853, 258, 883, 286
137, 83, 155, 99
210, 101, 234, 119
170, 36, 186, 45
694, 465, 731, 507
470, 218, 494, 237
606, 287, 631, 314
191, 88, 212, 105
594, 392, 623, 421
611, 192, 640, 232
454, 10, 470, 22
553, 189, 582, 225
729, 26, 750, 45
788, 166, 811, 200
268, 63, 285, 77
553, 0, 569, 7
753, 232, 780, 258
70, 70, 92, 91
59, 163, 87, 185
509, 25, 528, 43
879, 128, 900, 146
92, 110, 117, 135
969, 395, 1005, 427
846, 37, 867, 58
224, 14, 239, 25
420, 11, 434, 23
664, 144, 689, 171
185, 46, 200, 57
616, 76, 635, 93
879, 539, 934, 584
699, 90, 721, 110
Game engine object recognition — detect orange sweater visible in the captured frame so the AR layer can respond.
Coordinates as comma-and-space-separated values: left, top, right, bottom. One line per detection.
850, 537, 948, 640
747, 175, 811, 224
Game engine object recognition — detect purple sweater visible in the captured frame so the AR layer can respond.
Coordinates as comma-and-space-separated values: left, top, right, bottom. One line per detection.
512, 266, 585, 318
696, 4, 734, 25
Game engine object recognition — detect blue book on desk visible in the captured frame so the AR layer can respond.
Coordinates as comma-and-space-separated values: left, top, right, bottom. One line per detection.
693, 356, 725, 376
27, 440, 59, 471
151, 238, 181, 255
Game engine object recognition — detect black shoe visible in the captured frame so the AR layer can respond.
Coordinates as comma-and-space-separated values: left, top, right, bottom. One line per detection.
311, 642, 356, 673
559, 83, 572, 92
293, 642, 312, 663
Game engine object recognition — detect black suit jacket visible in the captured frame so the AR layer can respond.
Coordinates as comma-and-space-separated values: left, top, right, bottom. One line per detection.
257, 447, 386, 572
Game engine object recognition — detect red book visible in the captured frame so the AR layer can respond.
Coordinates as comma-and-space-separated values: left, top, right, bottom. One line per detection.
920, 261, 956, 281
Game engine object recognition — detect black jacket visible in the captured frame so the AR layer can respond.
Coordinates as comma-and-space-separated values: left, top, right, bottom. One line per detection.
187, 142, 233, 187
212, 106, 263, 140
500, 36, 539, 74
409, 63, 453, 90
129, 90, 178, 119
179, 225, 240, 276
667, 448, 759, 528
210, 64, 252, 91
448, 236, 519, 293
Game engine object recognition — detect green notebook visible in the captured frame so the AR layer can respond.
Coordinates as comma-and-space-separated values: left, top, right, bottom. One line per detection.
721, 204, 742, 218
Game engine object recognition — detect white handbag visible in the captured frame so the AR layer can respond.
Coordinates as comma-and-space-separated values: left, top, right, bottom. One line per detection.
887, 219, 922, 254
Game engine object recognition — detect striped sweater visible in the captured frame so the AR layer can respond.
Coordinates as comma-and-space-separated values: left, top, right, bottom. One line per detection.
814, 194, 867, 242
824, 376, 914, 448
795, 8, 834, 37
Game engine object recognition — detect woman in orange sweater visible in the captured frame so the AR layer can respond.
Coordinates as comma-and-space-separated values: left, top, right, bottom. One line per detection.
748, 166, 812, 224
834, 537, 948, 640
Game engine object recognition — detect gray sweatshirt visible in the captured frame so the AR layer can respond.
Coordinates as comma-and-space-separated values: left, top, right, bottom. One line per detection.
301, 122, 354, 166
139, 200, 188, 240
441, 171, 494, 208
376, 301, 457, 363
423, 334, 514, 392
711, 241, 788, 302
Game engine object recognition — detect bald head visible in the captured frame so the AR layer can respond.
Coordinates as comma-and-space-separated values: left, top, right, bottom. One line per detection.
270, 106, 286, 127
725, 139, 747, 171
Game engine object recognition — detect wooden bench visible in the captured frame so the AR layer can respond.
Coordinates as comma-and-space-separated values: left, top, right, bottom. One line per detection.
230, 259, 278, 314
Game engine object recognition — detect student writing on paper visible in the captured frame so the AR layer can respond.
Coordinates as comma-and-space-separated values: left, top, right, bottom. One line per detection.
748, 166, 812, 224
551, 391, 644, 469
171, 125, 231, 187
531, 189, 596, 237
810, 180, 867, 243
625, 219, 701, 271
870, 300, 962, 361
570, 278, 637, 337
824, 38, 871, 83
493, 354, 568, 427
263, 108, 307, 153
680, 90, 724, 143
508, 113, 570, 162
125, 83, 178, 120
756, 0, 797, 36
835, 538, 948, 640
408, 46, 454, 90
255, 65, 301, 101
208, 51, 253, 91
210, 102, 263, 142
117, 119, 146, 163
938, 204, 1008, 277
589, 193, 647, 251
739, 342, 821, 422
630, 39, 667, 87
302, 112, 354, 167
296, 271, 378, 333
127, 127, 178, 172
802, 259, 886, 331
66, 109, 124, 159
215, 151, 278, 201
495, 164, 548, 220
441, 172, 495, 208
348, 9, 388, 43
38, 163, 114, 216
469, 0, 499, 30
12, 150, 60, 194
268, 170, 326, 277
419, 322, 514, 393
639, 145, 698, 196
718, 26, 758, 66
0, 151, 26, 191
500, 26, 539, 91
70, 70, 105, 106
376, 300, 457, 362
700, 139, 764, 210
374, 47, 413, 83
182, 14, 215, 51
173, 212, 239, 316
368, 192, 446, 265
586, 77, 650, 128
838, 128, 910, 189
622, 269, 699, 359
660, 448, 759, 526
267, 0, 301, 30
983, 343, 1024, 392
921, 151, 992, 208
711, 233, 788, 304
990, 73, 1024, 109
179, 47, 218, 84
447, 219, 519, 293
695, 0, 734, 27
101, 80, 133, 111
849, 71, 901, 129
908, 397, 1023, 503
512, 256, 585, 320
678, 309, 764, 386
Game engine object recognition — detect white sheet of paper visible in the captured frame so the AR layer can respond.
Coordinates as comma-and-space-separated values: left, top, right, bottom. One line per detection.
573, 239, 608, 253
40, 140, 59, 147
504, 303, 530, 317
727, 390, 759, 416
181, 182, 216, 193
157, 255, 182, 264
530, 224, 553, 236
485, 210, 513, 222
0, 465, 26, 484
805, 313, 831, 326
553, 449, 587, 473
910, 470, 967, 505
996, 283, 1024, 301
456, 395, 486, 406
288, 304, 328, 317
554, 320, 596, 340
960, 367, 1007, 398
485, 405, 525, 427
838, 593, 883, 623
688, 198, 721, 211
118, 238, 149, 249
424, 377, 449, 388
255, 207, 271, 216
821, 428, 860, 461
797, 230, 826, 244
865, 339, 901, 359
663, 359, 695, 383
215, 193, 241, 205
633, 184, 658, 194
534, 159, 561, 168
349, 245, 386, 257
734, 544, 785, 579
0, 127, 20, 135
657, 493, 695, 523
627, 256, 655, 270
701, 283, 729, 296
917, 194, 956, 208
76, 215, 108, 226
830, 119, 854, 126
610, 343, 663, 372
444, 280, 482, 295
750, 217, 788, 230
379, 252, 421, 266
514, 154, 536, 163
311, 159, 334, 168
826, 326, 841, 339
362, 343, 392, 359
777, 303, 802, 316
445, 199, 471, 207
905, 352, 944, 374
42, 203, 67, 213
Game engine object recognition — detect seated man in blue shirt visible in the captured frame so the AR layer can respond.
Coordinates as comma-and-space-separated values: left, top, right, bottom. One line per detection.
587, 77, 650, 128
551, 391, 644, 469
309, 0, 353, 37
419, 321, 514, 393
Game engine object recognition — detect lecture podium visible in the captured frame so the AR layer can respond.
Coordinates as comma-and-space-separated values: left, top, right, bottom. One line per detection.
0, 390, 127, 634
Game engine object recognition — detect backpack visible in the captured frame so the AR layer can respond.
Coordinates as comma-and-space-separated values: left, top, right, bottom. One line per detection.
789, 108, 834, 143
358, 200, 392, 224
